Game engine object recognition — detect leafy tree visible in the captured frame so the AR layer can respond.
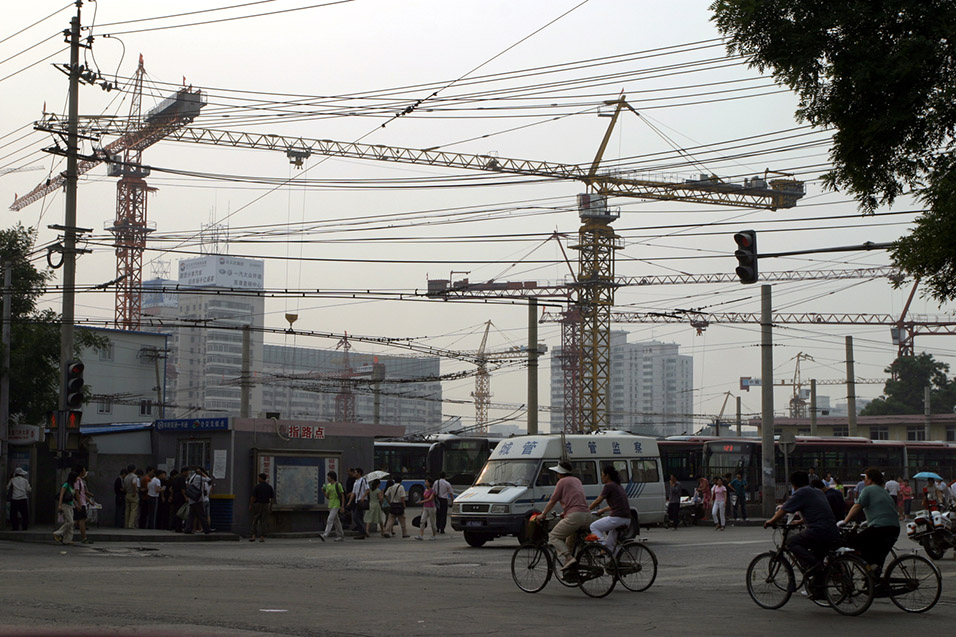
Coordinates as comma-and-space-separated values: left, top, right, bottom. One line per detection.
1, 224, 102, 424
860, 353, 956, 416
710, 1, 956, 302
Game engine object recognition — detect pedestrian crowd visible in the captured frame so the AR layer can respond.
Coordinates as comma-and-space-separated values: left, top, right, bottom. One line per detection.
116, 464, 214, 535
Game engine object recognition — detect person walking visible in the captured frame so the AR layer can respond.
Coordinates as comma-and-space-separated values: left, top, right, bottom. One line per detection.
365, 479, 386, 537
138, 468, 151, 529
73, 466, 94, 544
434, 471, 454, 534
113, 468, 127, 528
53, 471, 79, 545
321, 471, 346, 541
123, 466, 140, 529
415, 478, 438, 541
885, 475, 900, 508
346, 467, 369, 540
383, 475, 408, 538
249, 473, 275, 542
7, 468, 31, 531
711, 477, 728, 530
666, 474, 681, 530
699, 477, 712, 522
729, 472, 748, 521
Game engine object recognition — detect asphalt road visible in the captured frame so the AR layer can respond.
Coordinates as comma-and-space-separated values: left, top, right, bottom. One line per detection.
1, 524, 955, 636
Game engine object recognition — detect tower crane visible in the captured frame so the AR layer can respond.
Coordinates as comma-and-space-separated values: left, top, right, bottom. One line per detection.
33, 96, 804, 430
11, 56, 204, 330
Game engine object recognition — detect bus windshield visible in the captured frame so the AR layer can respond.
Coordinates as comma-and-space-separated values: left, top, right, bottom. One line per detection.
475, 460, 538, 487
442, 439, 489, 486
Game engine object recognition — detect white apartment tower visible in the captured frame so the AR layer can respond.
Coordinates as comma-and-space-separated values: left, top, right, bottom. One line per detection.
550, 332, 693, 437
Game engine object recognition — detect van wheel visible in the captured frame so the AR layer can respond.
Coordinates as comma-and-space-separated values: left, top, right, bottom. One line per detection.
463, 531, 489, 547
407, 485, 423, 506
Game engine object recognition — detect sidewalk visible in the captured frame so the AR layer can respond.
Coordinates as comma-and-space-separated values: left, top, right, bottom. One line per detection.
0, 526, 240, 544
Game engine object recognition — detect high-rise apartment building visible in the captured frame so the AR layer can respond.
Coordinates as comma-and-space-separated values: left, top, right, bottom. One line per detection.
550, 332, 693, 437
145, 256, 442, 431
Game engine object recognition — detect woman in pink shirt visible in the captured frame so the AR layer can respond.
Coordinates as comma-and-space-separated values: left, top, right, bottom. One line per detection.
711, 477, 728, 531
538, 460, 590, 571
416, 478, 437, 540
899, 479, 913, 520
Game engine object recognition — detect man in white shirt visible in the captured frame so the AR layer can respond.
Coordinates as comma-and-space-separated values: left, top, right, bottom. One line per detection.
434, 472, 454, 534
884, 476, 900, 508
146, 470, 166, 529
346, 467, 369, 539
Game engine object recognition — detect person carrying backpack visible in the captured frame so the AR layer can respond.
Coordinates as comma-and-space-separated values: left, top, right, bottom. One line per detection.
184, 467, 210, 535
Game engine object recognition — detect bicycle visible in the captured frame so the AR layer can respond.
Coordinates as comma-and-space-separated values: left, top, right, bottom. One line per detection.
611, 536, 658, 592
511, 513, 617, 598
840, 522, 942, 613
746, 522, 875, 616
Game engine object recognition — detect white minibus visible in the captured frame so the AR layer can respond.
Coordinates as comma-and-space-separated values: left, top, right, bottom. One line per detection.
450, 433, 665, 547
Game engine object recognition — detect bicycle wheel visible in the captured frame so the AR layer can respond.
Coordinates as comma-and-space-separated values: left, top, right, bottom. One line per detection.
511, 543, 552, 593
885, 553, 942, 613
615, 541, 658, 592
746, 551, 794, 610
824, 554, 874, 616
553, 547, 580, 588
577, 544, 617, 598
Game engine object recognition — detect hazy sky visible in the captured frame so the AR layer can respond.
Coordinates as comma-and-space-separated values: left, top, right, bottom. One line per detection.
2, 0, 953, 433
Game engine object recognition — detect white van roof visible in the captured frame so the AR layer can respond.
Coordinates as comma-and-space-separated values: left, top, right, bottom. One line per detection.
489, 434, 659, 460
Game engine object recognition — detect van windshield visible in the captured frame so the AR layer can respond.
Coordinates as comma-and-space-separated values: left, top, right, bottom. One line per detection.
475, 460, 537, 487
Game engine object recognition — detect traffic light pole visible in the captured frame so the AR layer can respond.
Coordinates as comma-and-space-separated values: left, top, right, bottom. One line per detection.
59, 3, 82, 412
760, 284, 776, 517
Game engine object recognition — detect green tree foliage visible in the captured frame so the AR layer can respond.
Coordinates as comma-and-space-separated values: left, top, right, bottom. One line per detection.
1, 224, 103, 424
711, 1, 956, 301
861, 353, 956, 416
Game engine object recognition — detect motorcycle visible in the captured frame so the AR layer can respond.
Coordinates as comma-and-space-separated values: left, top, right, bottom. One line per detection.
906, 506, 956, 560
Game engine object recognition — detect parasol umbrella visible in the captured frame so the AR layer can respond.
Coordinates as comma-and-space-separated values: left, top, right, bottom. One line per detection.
365, 470, 389, 482
912, 471, 944, 481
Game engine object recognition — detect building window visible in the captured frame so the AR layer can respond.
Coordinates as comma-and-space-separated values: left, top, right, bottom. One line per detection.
97, 399, 111, 414
797, 429, 811, 436
179, 439, 210, 471
832, 425, 848, 437
907, 426, 926, 441
98, 342, 113, 361
870, 426, 889, 441
139, 399, 152, 416
947, 425, 955, 442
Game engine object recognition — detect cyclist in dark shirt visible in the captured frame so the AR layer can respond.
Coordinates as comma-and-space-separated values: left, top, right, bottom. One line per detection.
812, 478, 846, 522
765, 471, 840, 575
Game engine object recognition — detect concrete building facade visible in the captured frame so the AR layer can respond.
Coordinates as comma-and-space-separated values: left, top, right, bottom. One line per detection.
550, 332, 693, 436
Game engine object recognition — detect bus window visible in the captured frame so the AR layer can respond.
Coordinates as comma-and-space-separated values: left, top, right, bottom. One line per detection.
572, 461, 598, 484
631, 459, 660, 483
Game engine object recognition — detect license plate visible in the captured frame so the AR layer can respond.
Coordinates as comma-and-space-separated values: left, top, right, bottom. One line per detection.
465, 520, 483, 527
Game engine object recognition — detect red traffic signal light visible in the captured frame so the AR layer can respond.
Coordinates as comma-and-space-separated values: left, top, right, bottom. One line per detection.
733, 230, 758, 284
65, 359, 85, 409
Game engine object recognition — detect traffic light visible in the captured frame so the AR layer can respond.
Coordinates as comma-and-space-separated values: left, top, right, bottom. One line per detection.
733, 230, 758, 284
65, 359, 85, 408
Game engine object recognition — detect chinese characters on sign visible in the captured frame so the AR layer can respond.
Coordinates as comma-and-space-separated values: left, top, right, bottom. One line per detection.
285, 425, 326, 440
499, 441, 515, 456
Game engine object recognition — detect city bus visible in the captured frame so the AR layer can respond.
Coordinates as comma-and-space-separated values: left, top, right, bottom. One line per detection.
701, 437, 956, 502
373, 435, 500, 505
659, 436, 713, 496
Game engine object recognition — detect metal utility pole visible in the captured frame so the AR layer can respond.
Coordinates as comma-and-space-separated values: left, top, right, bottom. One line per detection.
58, 3, 82, 412
845, 336, 857, 437
528, 298, 538, 435
760, 285, 776, 516
240, 326, 251, 418
735, 395, 741, 437
809, 379, 817, 435
0, 263, 11, 527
